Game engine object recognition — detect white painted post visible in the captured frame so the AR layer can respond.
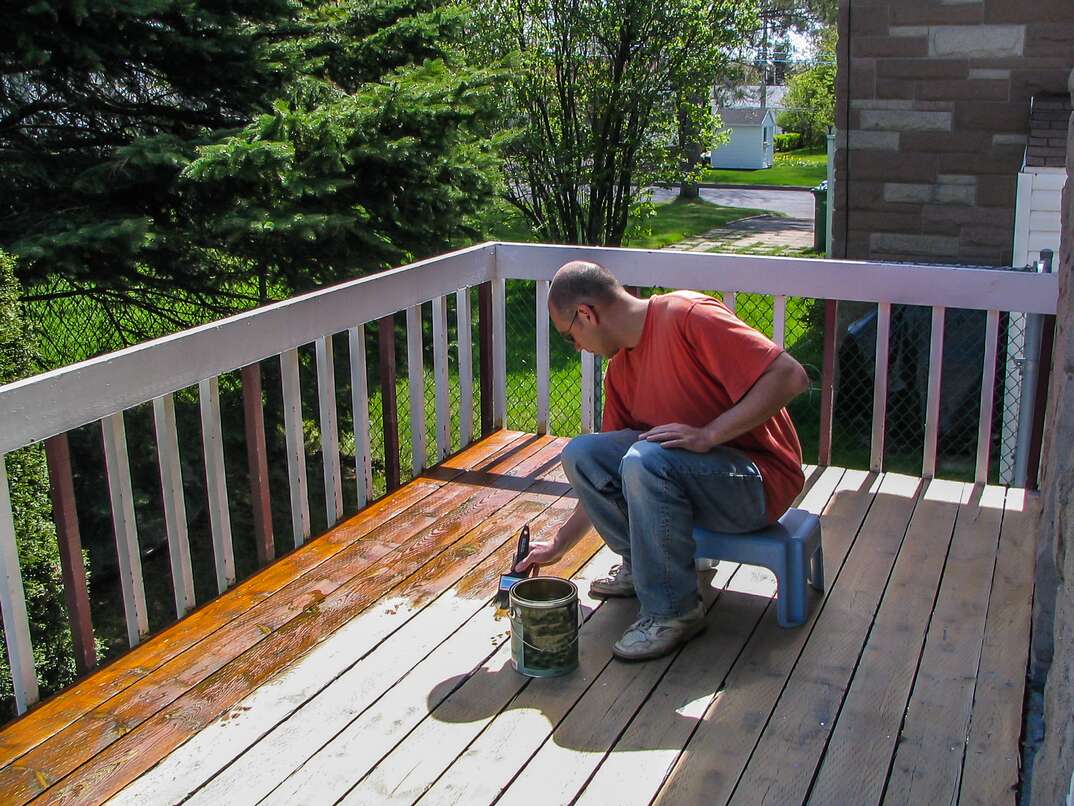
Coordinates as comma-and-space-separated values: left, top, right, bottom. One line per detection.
722, 291, 737, 313
536, 280, 550, 435
773, 295, 787, 348
922, 306, 946, 479
0, 460, 39, 714
456, 288, 474, 447
492, 278, 507, 429
432, 296, 451, 460
870, 302, 892, 472
280, 349, 311, 547
316, 336, 343, 527
199, 377, 235, 593
406, 304, 426, 476
152, 394, 195, 617
581, 351, 595, 433
348, 326, 373, 508
976, 309, 1001, 484
101, 412, 149, 646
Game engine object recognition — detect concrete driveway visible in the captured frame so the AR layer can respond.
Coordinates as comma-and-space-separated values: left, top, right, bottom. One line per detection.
645, 186, 815, 221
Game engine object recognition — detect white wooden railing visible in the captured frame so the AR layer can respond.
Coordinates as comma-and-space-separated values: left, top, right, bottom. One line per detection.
0, 243, 1058, 714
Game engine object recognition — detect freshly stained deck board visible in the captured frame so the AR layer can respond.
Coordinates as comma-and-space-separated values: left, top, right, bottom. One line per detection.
12, 434, 556, 804
882, 484, 1010, 805
653, 470, 908, 806
0, 430, 523, 772
805, 480, 975, 806
159, 442, 577, 806
959, 489, 1038, 806
0, 433, 1036, 806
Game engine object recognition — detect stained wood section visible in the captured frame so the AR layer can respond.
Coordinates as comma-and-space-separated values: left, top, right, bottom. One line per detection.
477, 282, 494, 437
240, 364, 275, 566
377, 315, 401, 491
43, 434, 96, 675
0, 437, 1036, 806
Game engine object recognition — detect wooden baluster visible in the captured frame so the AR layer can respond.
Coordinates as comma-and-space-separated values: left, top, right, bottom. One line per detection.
378, 316, 401, 492
491, 279, 507, 430
975, 310, 1001, 485
101, 412, 149, 646
406, 305, 426, 476
240, 364, 274, 566
581, 351, 595, 434
199, 377, 235, 592
44, 434, 97, 673
316, 336, 343, 526
456, 288, 474, 447
536, 280, 550, 435
152, 394, 196, 616
348, 325, 373, 508
280, 349, 311, 547
773, 294, 787, 349
922, 306, 946, 479
818, 299, 838, 466
870, 303, 892, 473
432, 296, 451, 461
0, 458, 40, 713
478, 283, 494, 437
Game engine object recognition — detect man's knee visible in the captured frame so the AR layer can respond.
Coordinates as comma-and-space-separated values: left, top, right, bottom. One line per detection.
560, 432, 607, 482
619, 439, 670, 485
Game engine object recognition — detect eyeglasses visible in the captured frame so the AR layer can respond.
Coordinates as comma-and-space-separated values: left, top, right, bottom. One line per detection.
559, 307, 580, 345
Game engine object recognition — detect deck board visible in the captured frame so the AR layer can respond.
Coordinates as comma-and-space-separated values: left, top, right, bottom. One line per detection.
0, 433, 1037, 806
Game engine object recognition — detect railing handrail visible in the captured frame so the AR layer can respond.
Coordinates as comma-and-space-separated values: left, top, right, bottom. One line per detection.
493, 242, 1059, 314
0, 244, 493, 455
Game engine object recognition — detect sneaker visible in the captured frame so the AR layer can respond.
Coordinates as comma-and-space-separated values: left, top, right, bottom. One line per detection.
695, 557, 720, 573
612, 603, 707, 661
590, 563, 636, 598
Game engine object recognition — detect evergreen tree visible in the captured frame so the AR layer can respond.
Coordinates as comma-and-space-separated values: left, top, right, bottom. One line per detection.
2, 0, 502, 321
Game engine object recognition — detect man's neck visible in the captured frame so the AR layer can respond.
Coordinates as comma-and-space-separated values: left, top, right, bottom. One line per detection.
612, 294, 651, 351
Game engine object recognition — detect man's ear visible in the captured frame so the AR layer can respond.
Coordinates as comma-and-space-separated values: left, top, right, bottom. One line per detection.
579, 302, 598, 325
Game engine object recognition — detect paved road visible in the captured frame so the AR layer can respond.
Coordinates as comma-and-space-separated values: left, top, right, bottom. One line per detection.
645, 186, 815, 221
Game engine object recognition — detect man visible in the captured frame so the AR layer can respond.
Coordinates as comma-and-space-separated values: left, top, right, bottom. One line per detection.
516, 260, 809, 661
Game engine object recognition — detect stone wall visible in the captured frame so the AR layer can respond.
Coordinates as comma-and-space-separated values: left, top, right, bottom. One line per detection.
1028, 68, 1074, 806
834, 0, 1074, 263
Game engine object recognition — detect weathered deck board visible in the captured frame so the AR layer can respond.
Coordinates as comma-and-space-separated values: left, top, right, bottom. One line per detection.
0, 434, 1037, 806
959, 489, 1038, 806
882, 482, 1011, 805
0, 429, 522, 773
805, 481, 981, 806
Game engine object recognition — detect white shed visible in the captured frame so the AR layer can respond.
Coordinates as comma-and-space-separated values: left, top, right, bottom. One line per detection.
710, 107, 777, 170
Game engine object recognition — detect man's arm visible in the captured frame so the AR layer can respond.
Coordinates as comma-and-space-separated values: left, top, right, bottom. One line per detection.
640, 351, 809, 452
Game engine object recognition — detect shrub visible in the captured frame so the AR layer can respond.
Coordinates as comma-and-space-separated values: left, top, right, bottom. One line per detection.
774, 133, 801, 152
0, 250, 91, 719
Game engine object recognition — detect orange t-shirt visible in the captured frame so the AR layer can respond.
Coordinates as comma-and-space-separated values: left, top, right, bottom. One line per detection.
601, 291, 804, 523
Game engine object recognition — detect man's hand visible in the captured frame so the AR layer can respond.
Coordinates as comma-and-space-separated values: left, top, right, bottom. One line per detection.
515, 534, 568, 572
639, 423, 715, 452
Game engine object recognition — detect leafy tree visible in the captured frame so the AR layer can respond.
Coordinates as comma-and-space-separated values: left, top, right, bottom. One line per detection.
776, 26, 835, 146
2, 0, 502, 326
477, 0, 757, 246
0, 250, 92, 718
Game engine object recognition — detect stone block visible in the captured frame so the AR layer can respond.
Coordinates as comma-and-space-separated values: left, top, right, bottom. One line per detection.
860, 109, 953, 131
936, 173, 977, 185
876, 58, 969, 80
850, 150, 938, 181
993, 133, 1028, 145
883, 183, 934, 203
853, 35, 929, 59
850, 99, 914, 110
955, 101, 1031, 132
890, 26, 930, 37
870, 232, 960, 256
969, 68, 1011, 79
891, 5, 983, 25
929, 24, 1026, 59
1025, 23, 1074, 60
849, 211, 923, 231
876, 78, 916, 100
935, 184, 977, 205
975, 174, 1017, 206
986, 0, 1074, 24
916, 79, 1012, 101
847, 130, 900, 150
1011, 69, 1073, 100
921, 204, 1011, 228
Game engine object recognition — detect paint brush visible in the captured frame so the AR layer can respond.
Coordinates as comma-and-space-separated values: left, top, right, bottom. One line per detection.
495, 524, 538, 608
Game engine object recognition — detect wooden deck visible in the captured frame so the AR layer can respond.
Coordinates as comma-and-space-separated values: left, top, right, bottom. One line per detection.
0, 431, 1036, 806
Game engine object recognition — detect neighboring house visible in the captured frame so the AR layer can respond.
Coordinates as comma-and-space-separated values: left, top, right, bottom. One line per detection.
832, 1, 1074, 265
722, 84, 790, 118
710, 107, 777, 169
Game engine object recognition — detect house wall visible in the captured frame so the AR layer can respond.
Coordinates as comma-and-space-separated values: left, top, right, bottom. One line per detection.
833, 0, 1074, 264
1027, 69, 1073, 806
711, 125, 767, 170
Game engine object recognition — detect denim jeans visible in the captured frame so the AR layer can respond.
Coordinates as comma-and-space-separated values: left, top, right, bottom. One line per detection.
560, 429, 768, 619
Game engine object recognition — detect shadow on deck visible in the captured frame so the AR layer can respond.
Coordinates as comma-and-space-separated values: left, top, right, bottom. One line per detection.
0, 431, 1036, 805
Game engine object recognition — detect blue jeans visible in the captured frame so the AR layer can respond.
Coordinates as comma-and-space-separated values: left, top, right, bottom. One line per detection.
560, 429, 768, 619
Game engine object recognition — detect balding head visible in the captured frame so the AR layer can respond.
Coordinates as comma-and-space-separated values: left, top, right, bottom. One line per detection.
548, 260, 623, 316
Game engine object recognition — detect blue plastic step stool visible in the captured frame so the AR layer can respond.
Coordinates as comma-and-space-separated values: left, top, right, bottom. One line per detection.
693, 508, 823, 628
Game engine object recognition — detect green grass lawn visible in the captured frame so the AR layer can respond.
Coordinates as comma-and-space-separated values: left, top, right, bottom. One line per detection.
701, 146, 827, 188
478, 197, 768, 249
